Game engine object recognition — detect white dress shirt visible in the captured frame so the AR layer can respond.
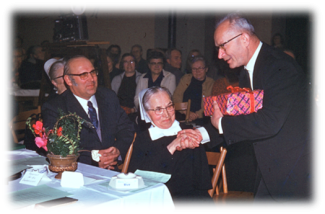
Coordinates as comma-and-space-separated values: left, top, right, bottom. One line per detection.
218, 41, 263, 134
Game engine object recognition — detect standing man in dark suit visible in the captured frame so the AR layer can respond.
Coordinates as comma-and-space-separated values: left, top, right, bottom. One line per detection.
42, 55, 135, 170
209, 13, 311, 200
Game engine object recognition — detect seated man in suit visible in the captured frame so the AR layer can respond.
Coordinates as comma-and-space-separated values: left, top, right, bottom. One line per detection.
42, 55, 135, 170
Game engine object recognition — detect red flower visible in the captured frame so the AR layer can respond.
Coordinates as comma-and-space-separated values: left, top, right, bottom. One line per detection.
32, 121, 43, 137
57, 127, 63, 137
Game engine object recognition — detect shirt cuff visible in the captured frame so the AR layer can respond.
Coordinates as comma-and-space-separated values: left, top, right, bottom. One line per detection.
91, 150, 101, 162
196, 127, 210, 144
218, 117, 223, 134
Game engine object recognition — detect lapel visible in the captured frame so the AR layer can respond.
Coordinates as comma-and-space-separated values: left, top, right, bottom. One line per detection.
239, 66, 251, 89
95, 88, 109, 143
65, 89, 101, 142
252, 43, 268, 90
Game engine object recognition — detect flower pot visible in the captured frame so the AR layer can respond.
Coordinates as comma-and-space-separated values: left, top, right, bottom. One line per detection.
47, 154, 79, 179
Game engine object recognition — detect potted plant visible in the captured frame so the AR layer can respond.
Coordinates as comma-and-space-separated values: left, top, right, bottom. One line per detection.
26, 109, 94, 179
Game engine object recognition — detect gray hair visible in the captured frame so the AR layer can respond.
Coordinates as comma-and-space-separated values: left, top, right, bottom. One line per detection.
190, 56, 206, 68
49, 60, 65, 80
216, 13, 255, 35
142, 86, 172, 111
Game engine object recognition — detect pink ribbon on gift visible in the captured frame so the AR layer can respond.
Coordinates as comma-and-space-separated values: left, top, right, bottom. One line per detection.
226, 86, 255, 113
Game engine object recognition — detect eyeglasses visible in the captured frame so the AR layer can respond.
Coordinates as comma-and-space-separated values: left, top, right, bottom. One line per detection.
149, 62, 164, 66
123, 60, 135, 64
147, 104, 174, 115
192, 67, 205, 72
216, 33, 243, 51
67, 70, 98, 80
52, 75, 63, 80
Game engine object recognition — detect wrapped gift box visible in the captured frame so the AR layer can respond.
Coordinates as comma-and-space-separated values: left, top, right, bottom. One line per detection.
204, 86, 264, 116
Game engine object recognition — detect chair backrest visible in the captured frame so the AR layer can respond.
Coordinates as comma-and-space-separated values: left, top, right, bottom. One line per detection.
121, 133, 137, 174
206, 147, 228, 197
174, 99, 191, 123
10, 106, 41, 144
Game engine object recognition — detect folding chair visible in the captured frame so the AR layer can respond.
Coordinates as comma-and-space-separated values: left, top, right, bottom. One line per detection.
206, 147, 254, 202
174, 99, 191, 124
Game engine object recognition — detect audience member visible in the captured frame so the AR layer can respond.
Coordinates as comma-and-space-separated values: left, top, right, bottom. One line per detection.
164, 48, 184, 85
12, 47, 24, 85
184, 49, 201, 74
134, 51, 176, 109
107, 44, 122, 69
107, 53, 123, 82
41, 40, 51, 59
131, 44, 150, 74
42, 55, 135, 169
129, 86, 212, 201
173, 56, 214, 125
18, 45, 45, 89
111, 53, 142, 115
271, 33, 285, 50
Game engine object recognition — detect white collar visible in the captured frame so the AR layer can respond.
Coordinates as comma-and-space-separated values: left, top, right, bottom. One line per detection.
244, 41, 262, 89
148, 120, 182, 141
73, 94, 98, 117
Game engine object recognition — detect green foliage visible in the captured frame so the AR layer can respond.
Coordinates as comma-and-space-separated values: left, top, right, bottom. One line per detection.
26, 108, 94, 157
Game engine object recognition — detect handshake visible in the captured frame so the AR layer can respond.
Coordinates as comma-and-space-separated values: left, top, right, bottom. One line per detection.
167, 128, 203, 155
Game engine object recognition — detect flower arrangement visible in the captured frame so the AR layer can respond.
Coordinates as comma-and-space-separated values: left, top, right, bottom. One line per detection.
26, 109, 94, 157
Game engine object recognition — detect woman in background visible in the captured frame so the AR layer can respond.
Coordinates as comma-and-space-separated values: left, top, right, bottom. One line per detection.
173, 56, 214, 125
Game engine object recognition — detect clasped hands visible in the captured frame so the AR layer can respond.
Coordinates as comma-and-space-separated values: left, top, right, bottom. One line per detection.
98, 147, 120, 170
167, 128, 203, 155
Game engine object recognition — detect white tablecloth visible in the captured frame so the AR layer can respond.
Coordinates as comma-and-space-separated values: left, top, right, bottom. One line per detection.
6, 84, 40, 97
7, 149, 174, 210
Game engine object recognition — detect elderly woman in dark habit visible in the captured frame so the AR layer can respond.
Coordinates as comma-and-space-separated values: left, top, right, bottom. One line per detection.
128, 86, 212, 201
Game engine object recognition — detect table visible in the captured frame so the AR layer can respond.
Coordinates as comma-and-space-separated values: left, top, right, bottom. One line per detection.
7, 149, 174, 210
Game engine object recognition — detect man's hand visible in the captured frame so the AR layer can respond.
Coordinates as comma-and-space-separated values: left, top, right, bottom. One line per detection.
210, 101, 223, 130
98, 147, 120, 170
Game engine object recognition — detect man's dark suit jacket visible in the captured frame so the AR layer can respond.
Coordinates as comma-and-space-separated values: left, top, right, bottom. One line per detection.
42, 87, 135, 166
205, 43, 311, 199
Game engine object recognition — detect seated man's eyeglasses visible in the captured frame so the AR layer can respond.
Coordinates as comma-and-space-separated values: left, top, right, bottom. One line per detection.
216, 33, 243, 51
67, 70, 98, 80
148, 104, 174, 115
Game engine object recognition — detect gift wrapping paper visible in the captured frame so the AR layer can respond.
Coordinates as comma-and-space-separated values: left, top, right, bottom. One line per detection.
203, 88, 264, 116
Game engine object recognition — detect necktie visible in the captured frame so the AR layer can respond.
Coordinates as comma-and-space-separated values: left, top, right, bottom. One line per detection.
88, 101, 98, 129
